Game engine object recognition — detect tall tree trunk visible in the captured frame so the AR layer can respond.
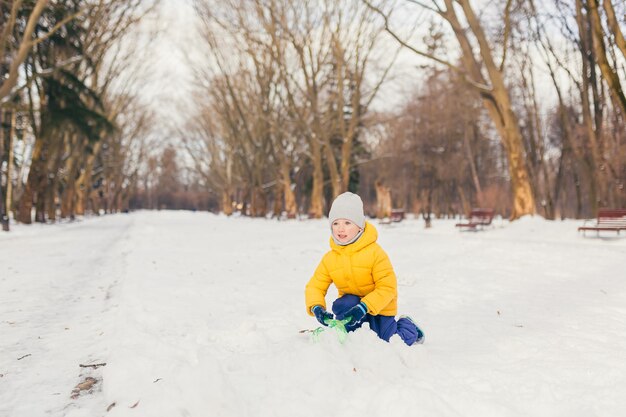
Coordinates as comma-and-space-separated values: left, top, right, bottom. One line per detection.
336, 53, 364, 193
75, 179, 87, 215
279, 159, 297, 218
88, 185, 103, 215
60, 137, 84, 219
463, 121, 483, 206
340, 102, 361, 192
375, 179, 391, 218
75, 141, 102, 215
17, 181, 34, 224
575, 0, 605, 213
61, 183, 76, 219
323, 138, 342, 199
588, 0, 626, 117
17, 137, 46, 224
309, 140, 325, 218
602, 0, 626, 60
456, 183, 469, 216
34, 178, 46, 223
250, 187, 266, 217
45, 178, 56, 222
45, 135, 65, 222
445, 0, 536, 219
6, 111, 16, 220
222, 188, 233, 215
64, 177, 80, 218
272, 185, 283, 218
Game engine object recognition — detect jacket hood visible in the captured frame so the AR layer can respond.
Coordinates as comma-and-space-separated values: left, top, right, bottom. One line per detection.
329, 221, 378, 254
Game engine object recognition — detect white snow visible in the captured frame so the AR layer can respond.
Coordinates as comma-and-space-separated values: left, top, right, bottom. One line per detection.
1, 211, 625, 417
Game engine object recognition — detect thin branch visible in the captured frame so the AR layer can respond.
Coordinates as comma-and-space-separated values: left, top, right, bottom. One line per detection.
602, 0, 626, 60
37, 55, 84, 75
499, 0, 514, 72
362, 0, 493, 93
0, 0, 23, 56
406, 0, 442, 14
31, 8, 90, 46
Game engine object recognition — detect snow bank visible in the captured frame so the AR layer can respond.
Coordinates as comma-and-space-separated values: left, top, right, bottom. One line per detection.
1, 212, 625, 417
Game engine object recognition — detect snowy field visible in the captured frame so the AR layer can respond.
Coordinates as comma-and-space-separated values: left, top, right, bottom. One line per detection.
1, 211, 625, 417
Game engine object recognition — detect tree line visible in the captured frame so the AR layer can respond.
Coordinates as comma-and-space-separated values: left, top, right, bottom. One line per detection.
2, 0, 625, 231
0, 0, 157, 231
178, 0, 625, 221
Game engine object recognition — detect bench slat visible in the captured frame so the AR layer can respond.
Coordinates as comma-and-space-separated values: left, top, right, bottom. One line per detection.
578, 209, 626, 235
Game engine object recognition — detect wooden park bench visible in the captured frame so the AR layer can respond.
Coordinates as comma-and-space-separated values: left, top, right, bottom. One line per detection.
390, 209, 405, 222
578, 209, 626, 236
378, 208, 405, 225
455, 208, 495, 230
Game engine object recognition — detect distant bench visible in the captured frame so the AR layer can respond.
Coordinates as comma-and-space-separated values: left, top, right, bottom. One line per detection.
578, 209, 626, 236
390, 209, 405, 222
379, 208, 405, 225
455, 208, 495, 230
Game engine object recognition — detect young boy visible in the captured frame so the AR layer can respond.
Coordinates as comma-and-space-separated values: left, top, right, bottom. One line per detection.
305, 192, 424, 346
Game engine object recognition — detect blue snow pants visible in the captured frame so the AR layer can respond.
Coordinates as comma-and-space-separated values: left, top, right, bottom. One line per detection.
332, 294, 419, 346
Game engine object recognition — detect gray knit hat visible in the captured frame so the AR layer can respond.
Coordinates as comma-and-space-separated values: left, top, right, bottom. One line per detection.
328, 192, 365, 228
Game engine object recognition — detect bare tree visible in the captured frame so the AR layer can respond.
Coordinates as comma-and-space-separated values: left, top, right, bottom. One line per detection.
1, 0, 49, 102
365, 0, 536, 219
6, 1, 157, 225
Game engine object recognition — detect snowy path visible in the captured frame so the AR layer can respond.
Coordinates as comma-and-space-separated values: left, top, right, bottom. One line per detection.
0, 215, 133, 416
1, 211, 626, 417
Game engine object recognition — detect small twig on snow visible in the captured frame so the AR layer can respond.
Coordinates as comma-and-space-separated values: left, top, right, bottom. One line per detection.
79, 362, 107, 369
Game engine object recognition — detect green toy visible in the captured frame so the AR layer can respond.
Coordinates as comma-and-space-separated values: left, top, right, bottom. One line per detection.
311, 317, 351, 343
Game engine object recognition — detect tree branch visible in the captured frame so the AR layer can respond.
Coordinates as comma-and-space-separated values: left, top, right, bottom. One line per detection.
406, 0, 442, 14
499, 0, 514, 72
31, 8, 89, 46
362, 0, 493, 93
0, 0, 48, 101
0, 0, 23, 56
602, 0, 626, 60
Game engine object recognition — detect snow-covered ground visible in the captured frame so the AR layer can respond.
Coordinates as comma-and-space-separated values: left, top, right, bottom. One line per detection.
1, 211, 625, 417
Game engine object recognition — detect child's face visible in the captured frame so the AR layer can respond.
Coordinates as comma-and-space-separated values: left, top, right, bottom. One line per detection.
331, 219, 362, 243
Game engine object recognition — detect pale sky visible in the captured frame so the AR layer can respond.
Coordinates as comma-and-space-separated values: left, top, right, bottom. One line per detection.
142, 0, 199, 125
140, 0, 430, 127
135, 0, 572, 153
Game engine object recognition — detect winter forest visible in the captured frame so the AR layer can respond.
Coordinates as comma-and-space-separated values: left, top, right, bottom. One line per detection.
2, 2, 626, 417
1, 0, 625, 230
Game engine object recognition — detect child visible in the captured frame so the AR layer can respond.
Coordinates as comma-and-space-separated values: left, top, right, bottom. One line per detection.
305, 192, 424, 346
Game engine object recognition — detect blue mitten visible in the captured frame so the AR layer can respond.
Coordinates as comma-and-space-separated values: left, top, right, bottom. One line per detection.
312, 305, 334, 326
343, 302, 368, 327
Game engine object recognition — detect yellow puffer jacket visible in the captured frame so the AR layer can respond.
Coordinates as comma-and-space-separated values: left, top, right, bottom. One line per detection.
305, 222, 397, 316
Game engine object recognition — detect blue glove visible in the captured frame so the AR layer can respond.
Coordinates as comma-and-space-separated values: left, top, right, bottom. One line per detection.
343, 302, 368, 327
312, 305, 334, 326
